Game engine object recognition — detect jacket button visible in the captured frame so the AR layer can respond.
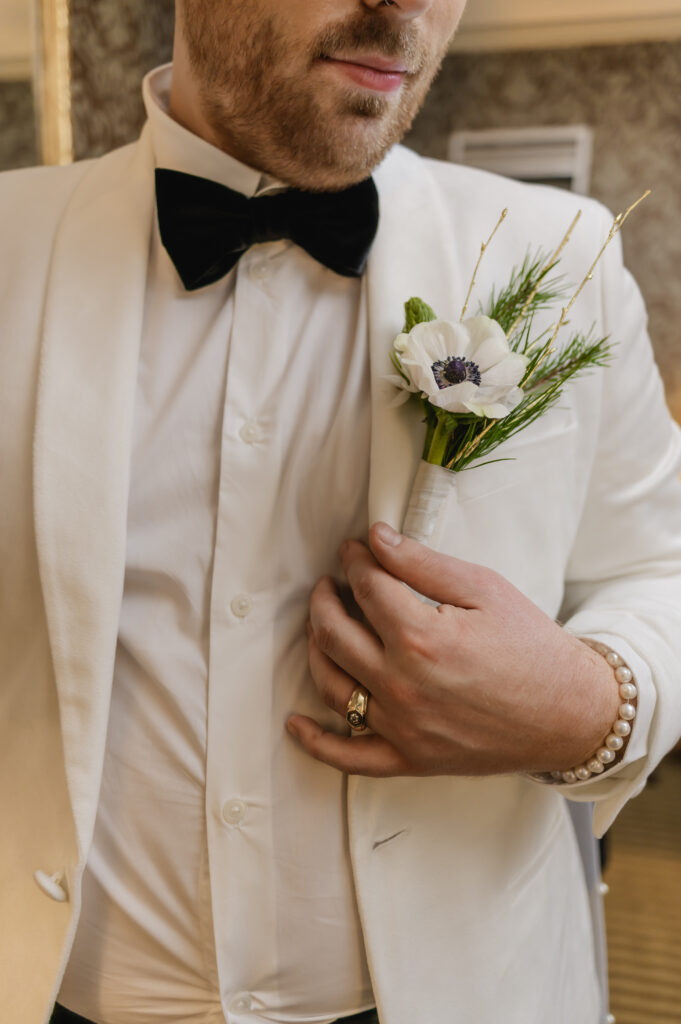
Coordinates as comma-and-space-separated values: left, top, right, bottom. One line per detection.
34, 870, 68, 902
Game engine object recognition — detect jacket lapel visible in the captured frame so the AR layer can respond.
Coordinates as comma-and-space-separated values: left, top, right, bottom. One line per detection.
352, 147, 465, 1021
366, 144, 463, 531
33, 126, 156, 855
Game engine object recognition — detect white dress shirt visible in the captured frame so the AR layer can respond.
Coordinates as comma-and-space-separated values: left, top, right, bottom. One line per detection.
58, 64, 374, 1024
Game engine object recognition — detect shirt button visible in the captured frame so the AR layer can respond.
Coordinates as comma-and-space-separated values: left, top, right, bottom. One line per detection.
230, 593, 253, 619
229, 991, 253, 1014
239, 420, 261, 445
222, 798, 247, 826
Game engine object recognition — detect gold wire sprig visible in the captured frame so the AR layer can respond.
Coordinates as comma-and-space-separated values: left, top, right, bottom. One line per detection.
506, 210, 582, 340
543, 190, 651, 355
459, 208, 508, 322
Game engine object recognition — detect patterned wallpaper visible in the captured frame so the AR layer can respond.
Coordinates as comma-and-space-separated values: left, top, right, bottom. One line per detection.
407, 42, 681, 420
68, 0, 174, 160
0, 79, 38, 171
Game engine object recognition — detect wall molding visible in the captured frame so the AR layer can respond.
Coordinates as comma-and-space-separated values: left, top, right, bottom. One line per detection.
35, 0, 73, 164
451, 12, 681, 52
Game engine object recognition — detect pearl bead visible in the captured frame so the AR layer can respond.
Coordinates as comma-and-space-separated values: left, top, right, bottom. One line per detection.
619, 702, 636, 721
606, 1015, 616, 1024
550, 771, 563, 780
613, 719, 631, 738
605, 652, 622, 667
615, 665, 633, 684
605, 733, 624, 751
562, 770, 577, 784
597, 747, 616, 764
619, 682, 637, 701
575, 765, 592, 780
599, 882, 610, 896
587, 758, 605, 774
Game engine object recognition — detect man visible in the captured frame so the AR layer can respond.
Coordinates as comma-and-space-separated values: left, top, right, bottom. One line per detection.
1, 1, 680, 1022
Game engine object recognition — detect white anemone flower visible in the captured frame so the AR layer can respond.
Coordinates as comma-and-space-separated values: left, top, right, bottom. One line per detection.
390, 316, 529, 418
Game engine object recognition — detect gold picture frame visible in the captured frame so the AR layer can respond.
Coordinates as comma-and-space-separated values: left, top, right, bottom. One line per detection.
35, 0, 73, 165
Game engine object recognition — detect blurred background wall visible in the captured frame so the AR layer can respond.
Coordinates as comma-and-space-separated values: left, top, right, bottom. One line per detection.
68, 0, 173, 158
0, 0, 38, 167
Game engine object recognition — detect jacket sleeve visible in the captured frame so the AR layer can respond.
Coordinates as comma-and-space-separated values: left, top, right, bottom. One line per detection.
554, 220, 681, 837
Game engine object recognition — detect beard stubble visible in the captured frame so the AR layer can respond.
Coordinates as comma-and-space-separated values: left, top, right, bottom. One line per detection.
181, 3, 448, 190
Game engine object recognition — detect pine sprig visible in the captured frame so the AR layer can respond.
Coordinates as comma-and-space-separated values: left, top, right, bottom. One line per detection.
484, 252, 567, 338
524, 328, 613, 389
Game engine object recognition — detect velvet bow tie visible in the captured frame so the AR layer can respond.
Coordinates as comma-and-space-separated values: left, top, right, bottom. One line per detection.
155, 168, 380, 291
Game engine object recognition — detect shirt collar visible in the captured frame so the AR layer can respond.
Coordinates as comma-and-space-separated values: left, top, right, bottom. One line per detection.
143, 63, 287, 198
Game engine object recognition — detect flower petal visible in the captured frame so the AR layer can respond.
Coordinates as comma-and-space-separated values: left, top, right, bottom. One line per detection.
463, 400, 511, 419
465, 385, 525, 418
464, 316, 510, 371
401, 357, 440, 396
384, 372, 415, 391
480, 352, 528, 388
399, 319, 477, 395
387, 388, 413, 408
430, 380, 478, 413
405, 319, 471, 365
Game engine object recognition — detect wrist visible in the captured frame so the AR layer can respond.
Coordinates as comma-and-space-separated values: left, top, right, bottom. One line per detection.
570, 638, 622, 764
531, 637, 638, 785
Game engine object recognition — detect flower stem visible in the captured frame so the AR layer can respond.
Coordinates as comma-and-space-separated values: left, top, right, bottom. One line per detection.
426, 415, 450, 466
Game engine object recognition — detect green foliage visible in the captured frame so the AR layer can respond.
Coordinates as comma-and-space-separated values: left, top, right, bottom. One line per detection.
484, 251, 567, 338
523, 328, 613, 389
404, 296, 437, 333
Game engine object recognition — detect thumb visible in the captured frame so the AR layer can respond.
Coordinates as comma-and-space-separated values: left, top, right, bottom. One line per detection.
369, 521, 485, 608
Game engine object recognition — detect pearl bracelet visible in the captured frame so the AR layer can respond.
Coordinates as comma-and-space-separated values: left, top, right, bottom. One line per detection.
532, 638, 638, 785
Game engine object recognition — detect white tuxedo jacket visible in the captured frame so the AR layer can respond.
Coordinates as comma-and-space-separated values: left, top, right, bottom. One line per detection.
2, 127, 681, 1024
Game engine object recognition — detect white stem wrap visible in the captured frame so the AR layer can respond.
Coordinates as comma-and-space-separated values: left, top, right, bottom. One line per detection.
402, 460, 456, 547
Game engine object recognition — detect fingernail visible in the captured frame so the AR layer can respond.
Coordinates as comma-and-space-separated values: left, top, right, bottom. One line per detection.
374, 522, 403, 547
287, 718, 299, 738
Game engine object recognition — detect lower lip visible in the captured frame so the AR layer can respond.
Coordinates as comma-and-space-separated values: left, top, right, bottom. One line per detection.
322, 58, 406, 93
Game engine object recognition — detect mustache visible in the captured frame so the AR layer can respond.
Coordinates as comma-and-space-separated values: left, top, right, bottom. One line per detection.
310, 13, 428, 75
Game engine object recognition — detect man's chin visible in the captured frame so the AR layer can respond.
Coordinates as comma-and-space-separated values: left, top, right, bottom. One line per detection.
282, 133, 395, 191
288, 108, 409, 189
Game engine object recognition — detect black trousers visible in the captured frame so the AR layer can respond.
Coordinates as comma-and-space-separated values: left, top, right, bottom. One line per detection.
51, 1005, 379, 1024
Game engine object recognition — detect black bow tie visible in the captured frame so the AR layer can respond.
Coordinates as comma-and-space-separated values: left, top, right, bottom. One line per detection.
155, 168, 380, 291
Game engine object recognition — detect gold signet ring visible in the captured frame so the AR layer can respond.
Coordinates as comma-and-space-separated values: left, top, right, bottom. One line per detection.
346, 687, 370, 731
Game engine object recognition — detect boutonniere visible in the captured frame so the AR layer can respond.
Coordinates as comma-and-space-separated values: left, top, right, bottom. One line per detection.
389, 192, 650, 545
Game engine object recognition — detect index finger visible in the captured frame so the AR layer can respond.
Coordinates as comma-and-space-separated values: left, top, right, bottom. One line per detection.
339, 539, 429, 645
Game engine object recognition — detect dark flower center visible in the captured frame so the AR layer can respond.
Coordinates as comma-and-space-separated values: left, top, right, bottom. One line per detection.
431, 357, 482, 390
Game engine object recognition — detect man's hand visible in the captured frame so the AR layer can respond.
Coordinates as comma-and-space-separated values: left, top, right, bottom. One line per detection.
287, 522, 620, 778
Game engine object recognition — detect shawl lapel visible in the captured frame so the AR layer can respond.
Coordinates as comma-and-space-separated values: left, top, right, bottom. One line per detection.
33, 126, 156, 855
